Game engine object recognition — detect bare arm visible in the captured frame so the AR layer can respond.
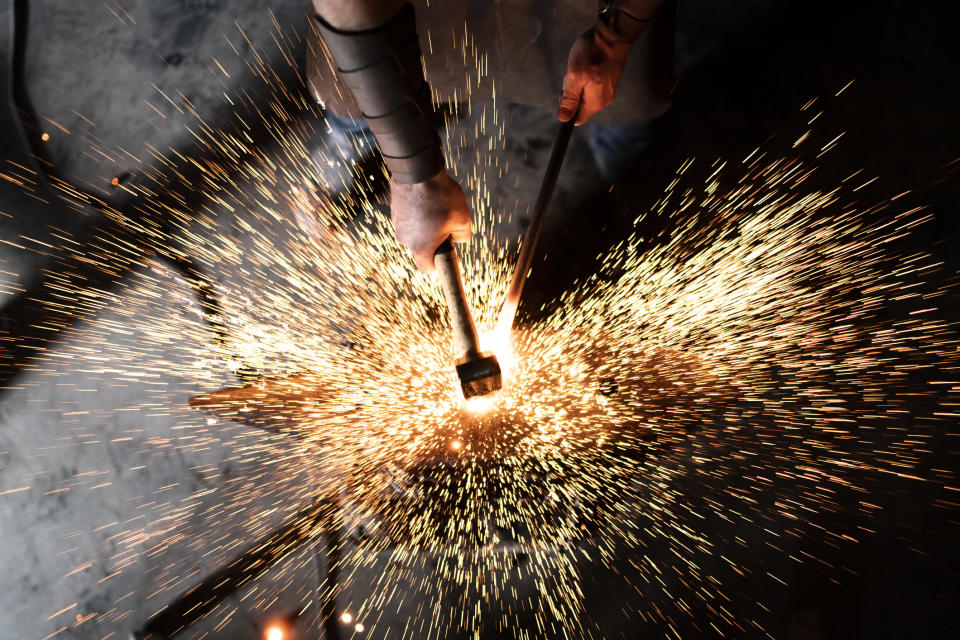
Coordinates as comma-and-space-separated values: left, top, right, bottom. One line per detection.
310, 0, 404, 30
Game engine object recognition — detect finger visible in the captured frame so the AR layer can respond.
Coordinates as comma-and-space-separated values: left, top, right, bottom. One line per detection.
413, 247, 436, 273
557, 72, 585, 123
575, 82, 605, 126
450, 209, 472, 243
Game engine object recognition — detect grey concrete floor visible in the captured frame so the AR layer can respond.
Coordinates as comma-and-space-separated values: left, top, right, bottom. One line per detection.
2, 1, 959, 639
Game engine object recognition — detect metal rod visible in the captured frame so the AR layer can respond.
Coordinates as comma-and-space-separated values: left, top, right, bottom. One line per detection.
131, 496, 332, 639
320, 492, 343, 640
498, 118, 575, 330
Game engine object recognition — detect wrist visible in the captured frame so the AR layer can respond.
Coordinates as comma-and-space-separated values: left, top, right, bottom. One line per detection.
420, 169, 449, 186
392, 169, 447, 189
591, 26, 632, 60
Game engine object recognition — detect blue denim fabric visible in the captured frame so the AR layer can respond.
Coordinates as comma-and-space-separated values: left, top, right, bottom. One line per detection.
325, 113, 373, 142
586, 120, 652, 181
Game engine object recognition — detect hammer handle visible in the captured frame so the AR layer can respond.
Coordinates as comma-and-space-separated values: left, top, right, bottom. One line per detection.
434, 237, 482, 361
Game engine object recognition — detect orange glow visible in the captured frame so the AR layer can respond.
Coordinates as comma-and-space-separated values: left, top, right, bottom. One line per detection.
484, 326, 516, 378
340, 612, 353, 624
264, 624, 285, 640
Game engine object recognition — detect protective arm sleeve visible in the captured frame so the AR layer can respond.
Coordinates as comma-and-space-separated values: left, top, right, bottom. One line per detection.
312, 3, 444, 184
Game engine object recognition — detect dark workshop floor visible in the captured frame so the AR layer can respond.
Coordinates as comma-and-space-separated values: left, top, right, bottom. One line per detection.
1, 1, 958, 639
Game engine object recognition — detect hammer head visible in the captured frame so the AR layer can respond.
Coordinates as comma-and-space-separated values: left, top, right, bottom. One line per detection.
455, 352, 502, 399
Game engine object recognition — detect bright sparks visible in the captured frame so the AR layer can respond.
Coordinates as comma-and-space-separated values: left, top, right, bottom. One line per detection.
2, 18, 957, 640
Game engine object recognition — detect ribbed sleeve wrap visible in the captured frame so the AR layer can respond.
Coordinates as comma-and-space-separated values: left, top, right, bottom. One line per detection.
313, 3, 444, 184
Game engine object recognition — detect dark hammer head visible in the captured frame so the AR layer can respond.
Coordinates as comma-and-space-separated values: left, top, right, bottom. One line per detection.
455, 352, 502, 399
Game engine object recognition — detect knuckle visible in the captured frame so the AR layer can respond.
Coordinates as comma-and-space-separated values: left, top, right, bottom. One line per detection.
564, 69, 586, 86
587, 68, 607, 84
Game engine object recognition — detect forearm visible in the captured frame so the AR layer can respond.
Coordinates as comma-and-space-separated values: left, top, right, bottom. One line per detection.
310, 0, 404, 30
310, 1, 444, 185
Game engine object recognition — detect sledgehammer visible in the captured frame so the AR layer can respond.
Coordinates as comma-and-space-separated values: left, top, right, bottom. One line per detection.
434, 238, 502, 398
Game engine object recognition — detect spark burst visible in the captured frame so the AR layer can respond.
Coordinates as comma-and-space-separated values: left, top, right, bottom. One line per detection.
1, 16, 958, 640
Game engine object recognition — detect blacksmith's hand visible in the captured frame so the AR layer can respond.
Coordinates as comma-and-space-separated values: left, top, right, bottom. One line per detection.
390, 170, 472, 273
557, 28, 631, 125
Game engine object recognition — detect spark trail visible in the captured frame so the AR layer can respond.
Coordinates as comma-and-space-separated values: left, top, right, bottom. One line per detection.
1, 19, 957, 640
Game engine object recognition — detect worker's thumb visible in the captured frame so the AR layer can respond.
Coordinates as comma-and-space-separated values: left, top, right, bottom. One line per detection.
557, 74, 583, 122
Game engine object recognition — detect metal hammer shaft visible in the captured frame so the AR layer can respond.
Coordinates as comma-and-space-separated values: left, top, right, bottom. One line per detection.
498, 118, 575, 330
434, 237, 482, 360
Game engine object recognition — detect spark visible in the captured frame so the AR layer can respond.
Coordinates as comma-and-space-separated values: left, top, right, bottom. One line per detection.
1, 16, 957, 640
